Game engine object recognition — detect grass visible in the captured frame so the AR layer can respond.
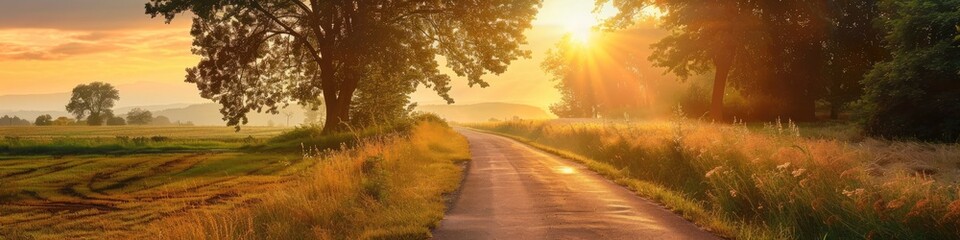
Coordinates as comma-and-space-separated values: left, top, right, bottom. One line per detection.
470, 119, 960, 239
0, 120, 470, 239
142, 121, 470, 239
0, 152, 309, 239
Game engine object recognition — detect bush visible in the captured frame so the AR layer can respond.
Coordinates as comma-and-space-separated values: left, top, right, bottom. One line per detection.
106, 117, 126, 126
861, 0, 960, 142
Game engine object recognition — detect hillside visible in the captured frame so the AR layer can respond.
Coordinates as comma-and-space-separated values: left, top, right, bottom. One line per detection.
416, 103, 554, 123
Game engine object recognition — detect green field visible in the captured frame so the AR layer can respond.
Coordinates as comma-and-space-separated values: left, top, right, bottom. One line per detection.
0, 126, 307, 239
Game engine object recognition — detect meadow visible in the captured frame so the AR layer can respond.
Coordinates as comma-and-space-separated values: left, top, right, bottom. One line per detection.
471, 119, 960, 239
0, 119, 469, 239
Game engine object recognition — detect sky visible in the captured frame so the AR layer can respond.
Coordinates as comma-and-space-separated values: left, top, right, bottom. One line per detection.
0, 0, 624, 110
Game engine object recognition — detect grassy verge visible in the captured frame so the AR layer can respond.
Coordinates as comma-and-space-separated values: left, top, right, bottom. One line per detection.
144, 120, 470, 239
470, 120, 960, 240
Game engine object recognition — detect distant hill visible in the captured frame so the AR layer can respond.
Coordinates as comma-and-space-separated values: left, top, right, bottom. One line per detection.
416, 103, 554, 123
154, 103, 305, 126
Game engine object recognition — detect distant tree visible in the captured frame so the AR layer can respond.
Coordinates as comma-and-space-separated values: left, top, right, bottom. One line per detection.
34, 114, 53, 126
151, 116, 172, 125
65, 82, 119, 126
303, 104, 325, 126
862, 0, 960, 141
542, 34, 646, 118
0, 115, 31, 126
126, 108, 153, 125
106, 116, 126, 126
146, 0, 541, 133
282, 111, 294, 127
53, 117, 75, 126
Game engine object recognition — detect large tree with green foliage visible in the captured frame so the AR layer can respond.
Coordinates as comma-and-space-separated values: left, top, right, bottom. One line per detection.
862, 0, 960, 141
65, 82, 119, 126
146, 0, 541, 133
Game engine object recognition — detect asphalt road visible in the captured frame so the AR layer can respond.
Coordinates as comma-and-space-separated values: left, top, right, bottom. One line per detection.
432, 128, 720, 240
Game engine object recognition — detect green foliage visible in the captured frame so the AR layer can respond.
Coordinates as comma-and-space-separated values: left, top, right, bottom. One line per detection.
862, 0, 960, 142
106, 116, 126, 126
34, 114, 53, 126
146, 0, 541, 132
65, 82, 119, 126
125, 108, 153, 125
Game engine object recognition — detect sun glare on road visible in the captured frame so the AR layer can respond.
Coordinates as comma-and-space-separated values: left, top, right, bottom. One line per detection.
557, 166, 577, 174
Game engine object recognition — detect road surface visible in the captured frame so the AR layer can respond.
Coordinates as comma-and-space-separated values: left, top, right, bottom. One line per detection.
432, 128, 720, 240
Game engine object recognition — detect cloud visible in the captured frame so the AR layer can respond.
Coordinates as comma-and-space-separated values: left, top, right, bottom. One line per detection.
0, 29, 191, 61
0, 0, 189, 30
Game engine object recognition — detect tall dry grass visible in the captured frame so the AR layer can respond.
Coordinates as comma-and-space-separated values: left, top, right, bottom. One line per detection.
144, 121, 470, 239
472, 119, 960, 239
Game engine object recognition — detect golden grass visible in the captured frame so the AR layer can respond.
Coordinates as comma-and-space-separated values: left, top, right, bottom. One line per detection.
0, 152, 309, 240
143, 121, 470, 239
471, 120, 960, 239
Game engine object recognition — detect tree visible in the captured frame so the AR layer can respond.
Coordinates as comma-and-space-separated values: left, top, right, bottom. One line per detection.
65, 82, 119, 126
146, 0, 541, 133
106, 116, 127, 126
151, 116, 172, 125
822, 0, 886, 119
0, 115, 31, 126
303, 103, 325, 125
126, 108, 153, 125
601, 0, 757, 121
34, 114, 53, 126
53, 117, 75, 126
862, 0, 960, 141
542, 32, 650, 119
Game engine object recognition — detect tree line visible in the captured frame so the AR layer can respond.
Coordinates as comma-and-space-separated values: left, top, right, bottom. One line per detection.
547, 0, 958, 141
0, 82, 183, 127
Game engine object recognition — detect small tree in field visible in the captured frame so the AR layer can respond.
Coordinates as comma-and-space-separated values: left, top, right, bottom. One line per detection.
106, 116, 126, 126
65, 82, 119, 126
126, 108, 153, 125
52, 117, 75, 126
34, 115, 53, 126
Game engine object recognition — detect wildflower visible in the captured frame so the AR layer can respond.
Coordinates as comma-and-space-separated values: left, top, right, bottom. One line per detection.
705, 166, 723, 178
777, 162, 791, 171
886, 198, 906, 210
792, 168, 806, 177
842, 188, 866, 198
729, 189, 738, 198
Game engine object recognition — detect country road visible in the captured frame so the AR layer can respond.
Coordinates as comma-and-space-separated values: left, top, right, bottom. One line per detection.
432, 128, 720, 240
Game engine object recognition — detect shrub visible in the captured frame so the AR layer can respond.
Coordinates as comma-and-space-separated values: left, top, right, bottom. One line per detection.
861, 0, 960, 142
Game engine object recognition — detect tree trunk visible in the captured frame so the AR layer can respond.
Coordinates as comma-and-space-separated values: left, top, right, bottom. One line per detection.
830, 102, 840, 120
710, 51, 735, 122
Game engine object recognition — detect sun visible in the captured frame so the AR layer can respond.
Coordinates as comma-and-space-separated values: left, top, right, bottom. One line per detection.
563, 13, 599, 44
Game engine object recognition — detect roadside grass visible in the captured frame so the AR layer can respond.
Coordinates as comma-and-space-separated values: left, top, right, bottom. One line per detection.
144, 121, 470, 239
470, 120, 960, 239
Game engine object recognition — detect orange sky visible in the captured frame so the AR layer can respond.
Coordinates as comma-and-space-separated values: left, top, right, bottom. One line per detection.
0, 0, 633, 110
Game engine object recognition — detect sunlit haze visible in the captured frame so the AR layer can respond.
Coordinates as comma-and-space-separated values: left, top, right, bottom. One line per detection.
0, 0, 632, 111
